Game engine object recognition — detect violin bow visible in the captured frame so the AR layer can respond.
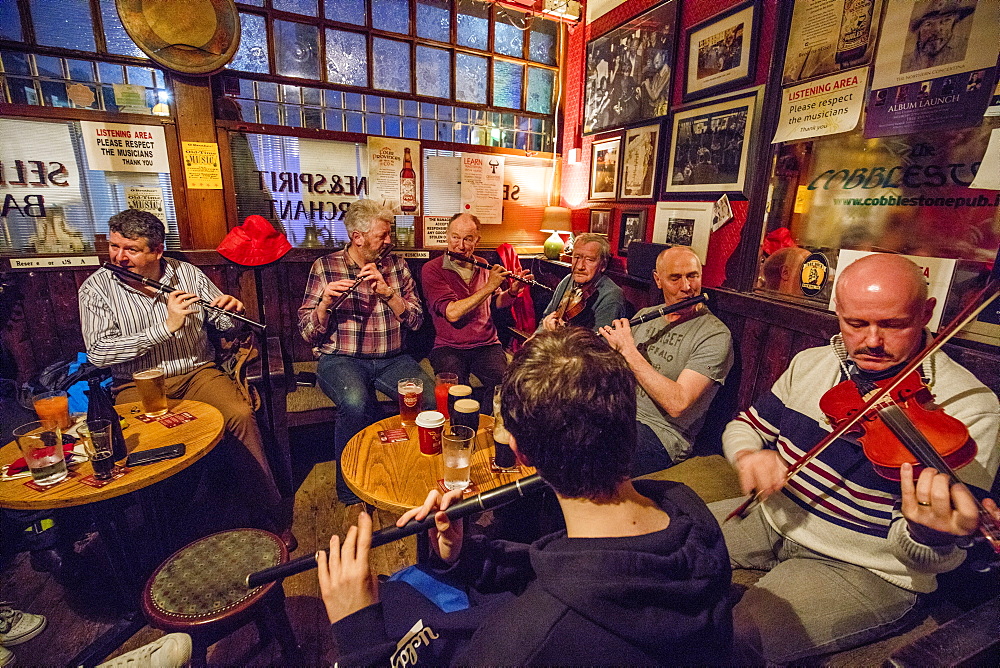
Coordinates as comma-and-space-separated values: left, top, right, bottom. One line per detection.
727, 251, 1000, 522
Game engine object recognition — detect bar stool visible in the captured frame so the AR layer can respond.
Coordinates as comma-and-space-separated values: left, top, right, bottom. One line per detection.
141, 528, 301, 666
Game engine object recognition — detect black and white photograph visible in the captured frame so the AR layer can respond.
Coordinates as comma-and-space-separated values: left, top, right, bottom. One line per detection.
684, 0, 759, 101
620, 123, 661, 199
589, 137, 621, 200
664, 217, 695, 246
900, 0, 975, 74
589, 208, 611, 235
712, 193, 733, 231
618, 209, 647, 255
665, 93, 756, 193
583, 0, 679, 134
653, 201, 713, 262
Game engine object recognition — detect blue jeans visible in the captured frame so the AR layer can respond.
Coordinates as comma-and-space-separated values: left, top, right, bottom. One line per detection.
631, 421, 675, 477
317, 353, 434, 503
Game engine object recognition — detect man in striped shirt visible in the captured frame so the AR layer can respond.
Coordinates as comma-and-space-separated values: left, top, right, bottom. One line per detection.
79, 209, 282, 533
298, 200, 432, 505
711, 253, 1000, 663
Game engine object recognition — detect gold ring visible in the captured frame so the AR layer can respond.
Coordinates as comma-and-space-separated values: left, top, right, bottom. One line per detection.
917, 501, 931, 507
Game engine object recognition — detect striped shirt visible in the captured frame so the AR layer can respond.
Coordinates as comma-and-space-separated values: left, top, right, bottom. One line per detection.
79, 258, 235, 382
298, 249, 423, 358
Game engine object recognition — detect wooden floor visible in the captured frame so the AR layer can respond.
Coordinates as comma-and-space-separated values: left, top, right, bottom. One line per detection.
0, 424, 416, 667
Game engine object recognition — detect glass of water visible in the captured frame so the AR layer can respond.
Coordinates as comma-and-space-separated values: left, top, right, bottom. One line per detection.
441, 424, 475, 491
13, 421, 68, 486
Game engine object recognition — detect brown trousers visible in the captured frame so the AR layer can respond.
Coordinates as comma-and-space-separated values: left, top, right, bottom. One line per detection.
115, 364, 282, 528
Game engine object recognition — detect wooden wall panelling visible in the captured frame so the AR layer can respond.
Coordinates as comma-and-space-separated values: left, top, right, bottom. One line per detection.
47, 270, 86, 358
20, 272, 62, 373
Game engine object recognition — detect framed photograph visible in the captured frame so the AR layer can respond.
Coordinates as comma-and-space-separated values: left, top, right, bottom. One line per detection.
683, 0, 759, 102
589, 136, 621, 200
664, 92, 757, 194
618, 209, 648, 255
652, 201, 713, 263
583, 0, 679, 134
619, 122, 662, 199
589, 208, 611, 235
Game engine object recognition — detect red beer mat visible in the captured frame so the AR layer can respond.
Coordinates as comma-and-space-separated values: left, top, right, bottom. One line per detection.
135, 412, 197, 428
437, 479, 479, 496
79, 466, 131, 488
23, 471, 80, 492
378, 428, 410, 444
490, 458, 522, 474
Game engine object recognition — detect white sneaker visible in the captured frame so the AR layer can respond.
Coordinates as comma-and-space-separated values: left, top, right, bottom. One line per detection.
97, 633, 192, 668
0, 645, 13, 667
0, 603, 47, 646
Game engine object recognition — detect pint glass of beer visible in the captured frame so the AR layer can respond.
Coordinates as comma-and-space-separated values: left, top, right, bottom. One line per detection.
133, 367, 168, 417
397, 378, 424, 426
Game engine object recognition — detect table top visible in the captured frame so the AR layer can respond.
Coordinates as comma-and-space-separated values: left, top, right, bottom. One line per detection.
0, 400, 224, 510
341, 415, 535, 515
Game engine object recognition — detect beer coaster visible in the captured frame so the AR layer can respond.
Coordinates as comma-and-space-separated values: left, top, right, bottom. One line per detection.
80, 466, 131, 488
436, 479, 479, 496
378, 428, 410, 444
490, 458, 521, 474
136, 411, 197, 427
23, 471, 80, 492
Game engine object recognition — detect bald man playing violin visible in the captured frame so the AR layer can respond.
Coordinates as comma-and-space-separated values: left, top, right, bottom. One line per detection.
710, 253, 1000, 665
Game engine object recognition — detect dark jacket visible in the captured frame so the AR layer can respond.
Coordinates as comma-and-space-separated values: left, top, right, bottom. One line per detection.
331, 479, 732, 666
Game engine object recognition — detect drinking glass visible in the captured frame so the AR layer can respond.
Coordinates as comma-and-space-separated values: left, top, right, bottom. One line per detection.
397, 378, 424, 426
133, 367, 168, 417
434, 372, 459, 415
82, 418, 115, 481
33, 390, 71, 430
441, 424, 475, 491
13, 421, 68, 486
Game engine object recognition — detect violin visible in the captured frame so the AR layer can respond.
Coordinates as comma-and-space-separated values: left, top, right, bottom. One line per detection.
818, 371, 975, 481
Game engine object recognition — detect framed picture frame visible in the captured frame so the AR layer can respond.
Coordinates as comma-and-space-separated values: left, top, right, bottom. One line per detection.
664, 92, 757, 194
652, 201, 713, 263
589, 208, 611, 235
683, 0, 759, 102
618, 209, 648, 255
619, 122, 662, 200
589, 136, 621, 200
583, 0, 679, 134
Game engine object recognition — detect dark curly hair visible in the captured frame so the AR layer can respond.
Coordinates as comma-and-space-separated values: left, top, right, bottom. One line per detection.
501, 328, 636, 500
108, 209, 165, 250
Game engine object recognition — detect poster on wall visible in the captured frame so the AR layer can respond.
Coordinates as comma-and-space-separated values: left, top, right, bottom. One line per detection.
423, 215, 451, 247
1, 118, 82, 214
783, 0, 884, 85
866, 0, 1000, 137
830, 250, 955, 330
620, 123, 661, 199
125, 187, 166, 223
182, 142, 223, 190
773, 68, 868, 143
460, 153, 505, 225
367, 137, 421, 215
683, 0, 759, 102
79, 120, 169, 173
582, 0, 678, 134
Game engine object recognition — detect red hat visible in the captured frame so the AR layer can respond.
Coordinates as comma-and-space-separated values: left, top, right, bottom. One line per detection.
217, 215, 292, 266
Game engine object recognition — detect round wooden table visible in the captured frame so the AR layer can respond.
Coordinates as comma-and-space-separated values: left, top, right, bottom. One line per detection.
340, 415, 535, 514
0, 399, 224, 511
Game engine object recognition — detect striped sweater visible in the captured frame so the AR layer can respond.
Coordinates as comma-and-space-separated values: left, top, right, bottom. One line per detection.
723, 338, 1000, 592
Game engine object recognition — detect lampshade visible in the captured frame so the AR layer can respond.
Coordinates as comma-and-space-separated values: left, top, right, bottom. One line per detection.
540, 206, 572, 233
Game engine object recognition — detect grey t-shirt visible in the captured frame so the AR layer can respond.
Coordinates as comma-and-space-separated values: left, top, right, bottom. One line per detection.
631, 307, 734, 462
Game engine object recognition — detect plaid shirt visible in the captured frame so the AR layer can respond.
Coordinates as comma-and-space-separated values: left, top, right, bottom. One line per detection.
298, 249, 423, 358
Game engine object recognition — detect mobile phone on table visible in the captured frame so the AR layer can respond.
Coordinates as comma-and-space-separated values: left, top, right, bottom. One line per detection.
126, 443, 186, 467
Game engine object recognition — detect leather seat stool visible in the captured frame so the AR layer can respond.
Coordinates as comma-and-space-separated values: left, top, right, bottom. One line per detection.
141, 528, 301, 666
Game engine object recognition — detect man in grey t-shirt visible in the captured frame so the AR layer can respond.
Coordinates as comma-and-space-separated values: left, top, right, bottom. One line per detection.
601, 247, 733, 475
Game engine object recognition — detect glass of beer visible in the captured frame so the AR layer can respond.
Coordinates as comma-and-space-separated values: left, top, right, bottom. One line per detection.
33, 390, 72, 430
13, 421, 68, 487
81, 419, 115, 481
133, 367, 168, 417
442, 424, 475, 491
397, 378, 424, 426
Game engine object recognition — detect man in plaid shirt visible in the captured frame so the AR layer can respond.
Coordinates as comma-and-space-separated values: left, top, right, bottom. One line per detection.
299, 200, 433, 504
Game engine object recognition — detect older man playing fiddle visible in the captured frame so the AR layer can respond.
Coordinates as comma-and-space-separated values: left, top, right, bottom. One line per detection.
601, 246, 733, 475
537, 233, 626, 332
711, 253, 1000, 664
421, 213, 532, 407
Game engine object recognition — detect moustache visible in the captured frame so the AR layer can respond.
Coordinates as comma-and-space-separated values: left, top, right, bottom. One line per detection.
853, 346, 891, 358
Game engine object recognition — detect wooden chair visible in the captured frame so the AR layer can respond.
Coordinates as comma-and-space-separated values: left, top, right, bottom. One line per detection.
141, 528, 301, 666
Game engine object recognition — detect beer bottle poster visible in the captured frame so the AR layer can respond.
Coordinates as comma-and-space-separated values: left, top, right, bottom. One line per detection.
367, 137, 421, 216
783, 0, 884, 86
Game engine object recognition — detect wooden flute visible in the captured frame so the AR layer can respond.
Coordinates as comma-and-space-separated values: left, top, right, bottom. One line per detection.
446, 251, 554, 292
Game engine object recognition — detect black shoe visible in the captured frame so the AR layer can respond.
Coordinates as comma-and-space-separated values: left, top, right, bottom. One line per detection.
279, 529, 298, 553
29, 548, 62, 574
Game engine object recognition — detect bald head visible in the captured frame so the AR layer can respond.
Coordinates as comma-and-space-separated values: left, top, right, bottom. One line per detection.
656, 245, 701, 274
835, 254, 935, 372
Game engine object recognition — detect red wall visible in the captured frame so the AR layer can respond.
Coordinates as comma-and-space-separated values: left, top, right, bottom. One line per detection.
559, 0, 779, 287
